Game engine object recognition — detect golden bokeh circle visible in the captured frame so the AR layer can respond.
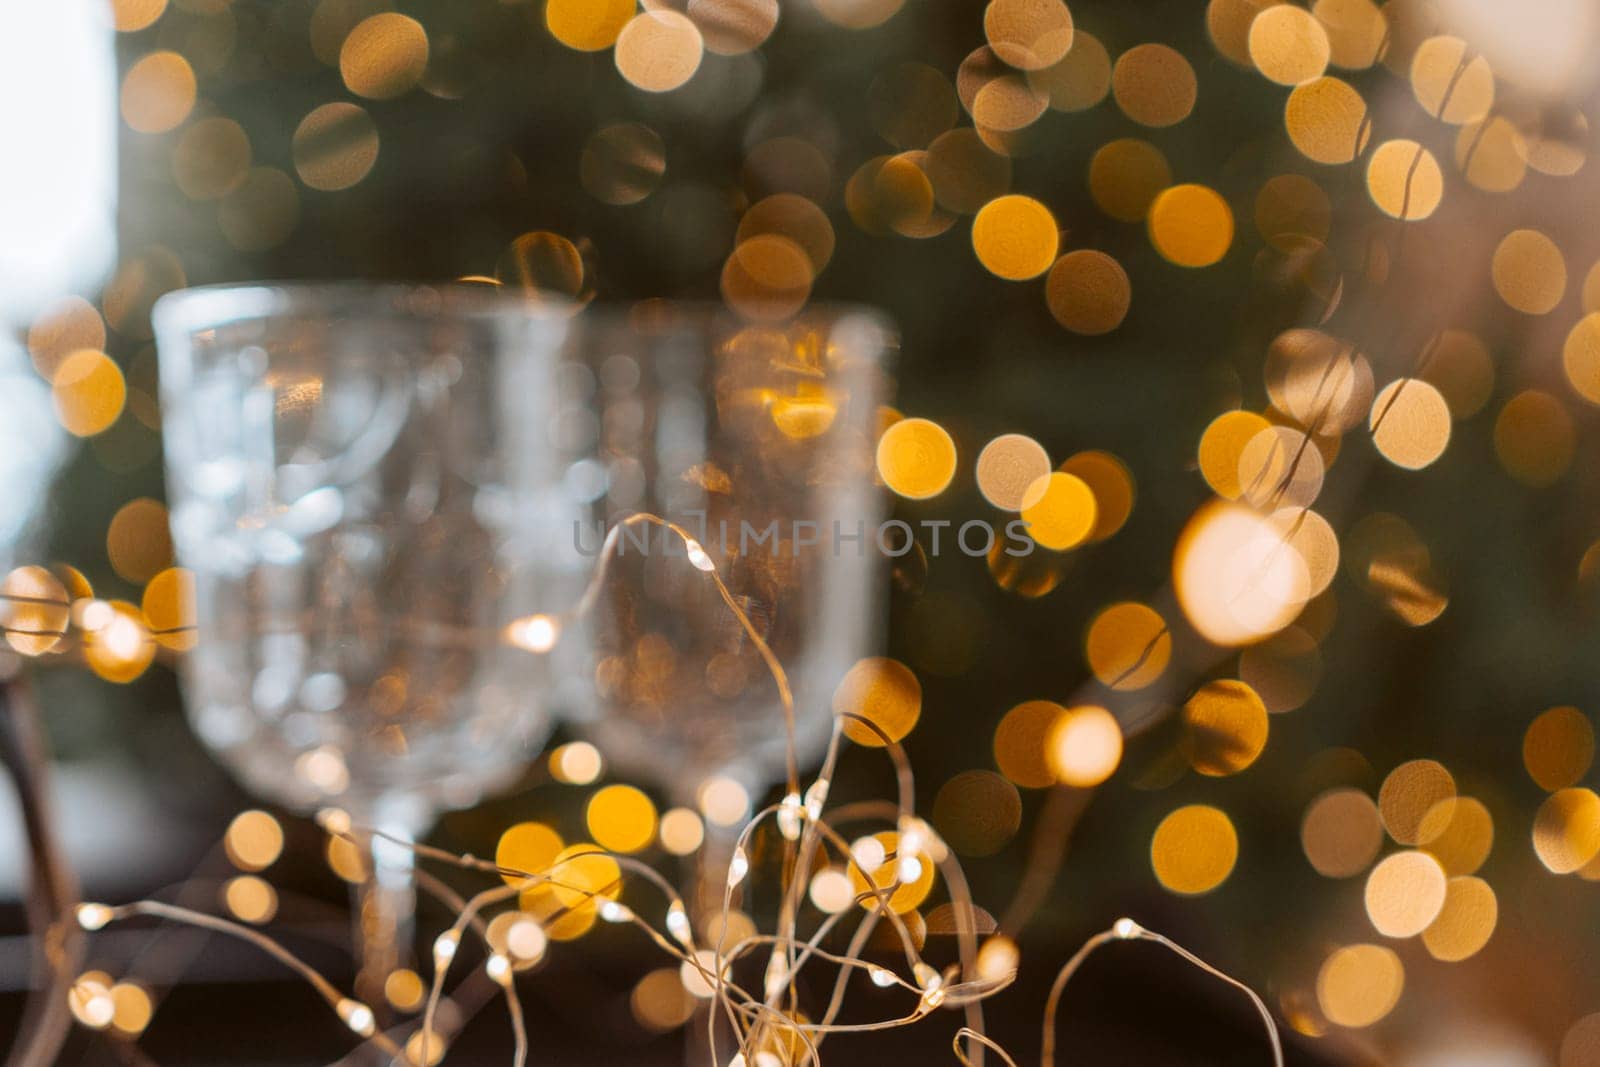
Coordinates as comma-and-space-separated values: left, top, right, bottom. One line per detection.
1421, 876, 1497, 962
1045, 250, 1131, 335
586, 784, 658, 854
615, 11, 705, 93
114, 0, 169, 32
173, 117, 252, 201
225, 810, 284, 871
1369, 379, 1451, 470
141, 566, 197, 651
1248, 5, 1331, 86
1364, 849, 1447, 938
876, 417, 957, 500
1151, 804, 1238, 895
1316, 944, 1403, 1028
1534, 788, 1600, 874
1562, 314, 1600, 405
994, 699, 1065, 788
1112, 43, 1197, 128
52, 351, 127, 438
932, 770, 1022, 856
1285, 76, 1369, 164
1148, 184, 1234, 268
1378, 759, 1456, 845
1, 567, 69, 657
1199, 410, 1271, 499
720, 234, 813, 320
1366, 139, 1442, 220
121, 51, 196, 134
975, 433, 1051, 511
833, 657, 922, 746
1182, 679, 1269, 776
339, 13, 429, 100
293, 103, 380, 192
582, 123, 666, 206
1302, 788, 1383, 878
1410, 35, 1494, 125
1524, 706, 1595, 791
1494, 389, 1574, 487
1491, 228, 1567, 315
1088, 138, 1171, 223
1417, 796, 1494, 876
972, 195, 1059, 280
983, 0, 1074, 71
1019, 472, 1097, 551
1060, 450, 1135, 541
1027, 30, 1110, 112
687, 0, 779, 56
546, 0, 634, 51
1085, 602, 1170, 690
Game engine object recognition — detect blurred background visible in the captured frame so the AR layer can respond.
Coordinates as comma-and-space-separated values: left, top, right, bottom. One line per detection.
6, 0, 1600, 1063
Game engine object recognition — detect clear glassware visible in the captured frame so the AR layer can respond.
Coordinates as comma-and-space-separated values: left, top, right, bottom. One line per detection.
153, 283, 573, 997
547, 303, 892, 815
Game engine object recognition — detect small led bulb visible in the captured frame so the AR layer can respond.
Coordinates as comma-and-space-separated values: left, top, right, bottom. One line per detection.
666, 902, 692, 946
599, 900, 633, 923
336, 998, 375, 1036
75, 903, 112, 931
803, 778, 830, 821
777, 792, 803, 841
433, 929, 461, 965
727, 847, 750, 888
868, 966, 896, 988
485, 954, 513, 985
1112, 917, 1143, 940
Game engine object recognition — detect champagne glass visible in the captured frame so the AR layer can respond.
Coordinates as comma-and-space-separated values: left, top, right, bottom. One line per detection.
152, 283, 572, 999
546, 303, 892, 911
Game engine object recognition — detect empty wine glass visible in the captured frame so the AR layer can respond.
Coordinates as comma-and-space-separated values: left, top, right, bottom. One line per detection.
545, 303, 892, 895
152, 283, 574, 998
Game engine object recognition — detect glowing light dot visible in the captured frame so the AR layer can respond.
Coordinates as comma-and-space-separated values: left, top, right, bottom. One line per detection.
551, 741, 602, 784
1047, 705, 1123, 787
698, 775, 751, 827
1302, 788, 1383, 878
507, 613, 560, 653
337, 998, 375, 1036
1364, 850, 1447, 938
225, 809, 284, 871
615, 11, 704, 93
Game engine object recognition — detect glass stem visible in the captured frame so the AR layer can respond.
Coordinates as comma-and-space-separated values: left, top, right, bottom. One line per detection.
352, 793, 429, 1015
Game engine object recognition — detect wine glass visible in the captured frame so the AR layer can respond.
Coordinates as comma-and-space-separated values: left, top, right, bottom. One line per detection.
152, 283, 573, 999
545, 303, 892, 903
